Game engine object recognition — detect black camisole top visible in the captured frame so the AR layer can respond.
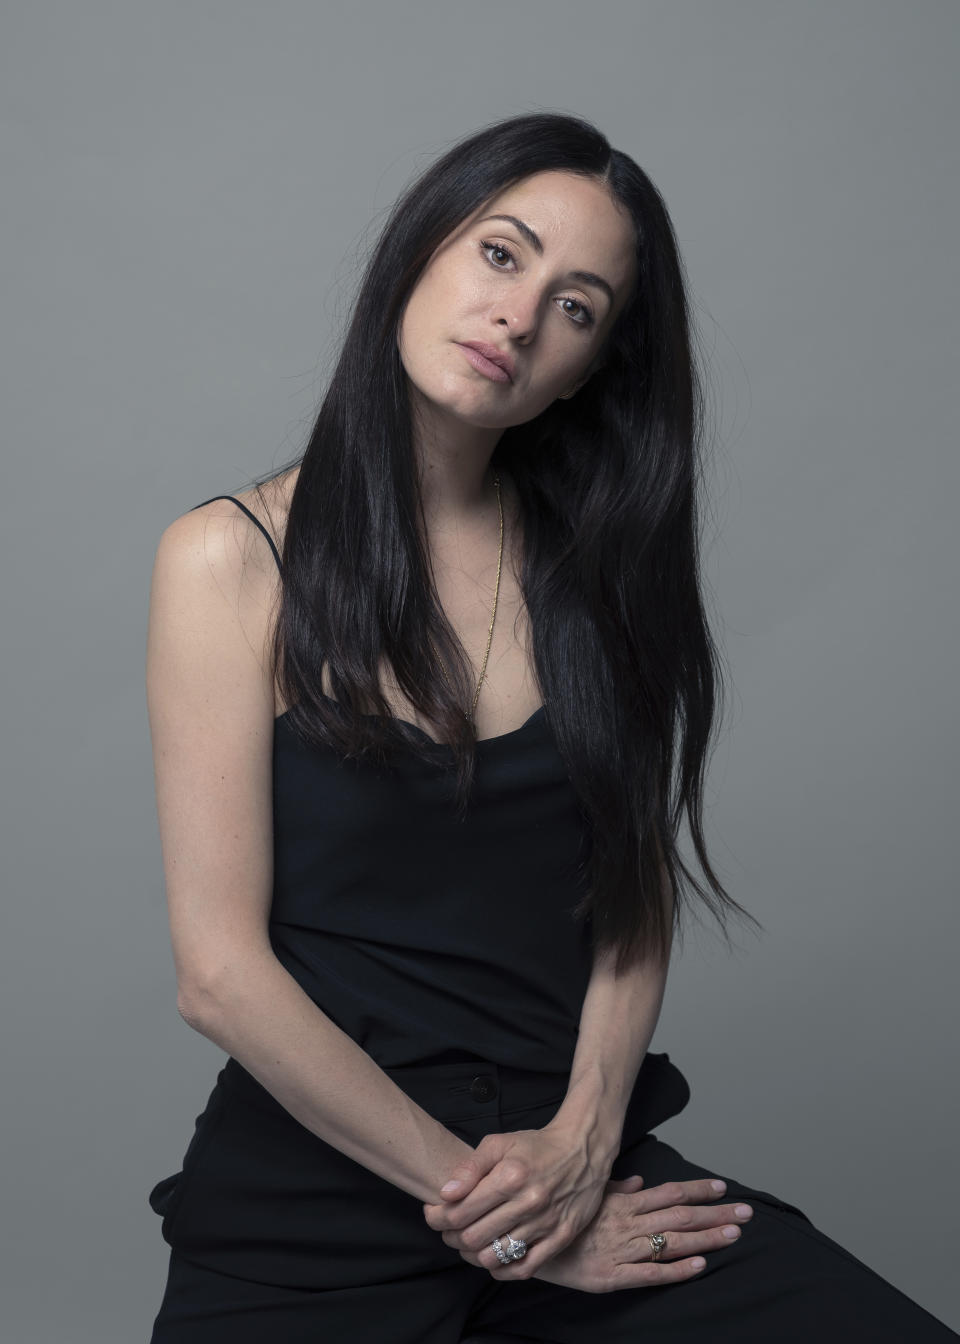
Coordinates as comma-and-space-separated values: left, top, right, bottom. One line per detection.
192, 496, 596, 1076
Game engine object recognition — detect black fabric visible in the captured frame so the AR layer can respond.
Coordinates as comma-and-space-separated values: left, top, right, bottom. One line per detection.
269, 701, 597, 1073
148, 1054, 689, 1294
146, 495, 958, 1339
191, 494, 599, 1076
147, 1057, 958, 1341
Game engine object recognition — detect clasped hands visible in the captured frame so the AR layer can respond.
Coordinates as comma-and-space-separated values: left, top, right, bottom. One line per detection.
421, 1117, 753, 1293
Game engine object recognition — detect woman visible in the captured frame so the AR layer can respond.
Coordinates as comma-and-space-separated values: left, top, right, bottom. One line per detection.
145, 112, 957, 1340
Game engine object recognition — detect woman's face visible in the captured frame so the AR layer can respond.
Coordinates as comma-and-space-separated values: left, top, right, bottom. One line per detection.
397, 169, 638, 430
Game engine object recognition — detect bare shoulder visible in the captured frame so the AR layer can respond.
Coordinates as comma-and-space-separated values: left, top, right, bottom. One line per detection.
148, 466, 300, 726
163, 467, 297, 575
145, 466, 300, 999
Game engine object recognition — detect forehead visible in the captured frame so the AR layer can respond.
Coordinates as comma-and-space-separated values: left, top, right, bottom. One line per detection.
470, 169, 637, 299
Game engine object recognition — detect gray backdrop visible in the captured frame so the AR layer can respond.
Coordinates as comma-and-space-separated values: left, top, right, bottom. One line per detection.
2, 2, 957, 1338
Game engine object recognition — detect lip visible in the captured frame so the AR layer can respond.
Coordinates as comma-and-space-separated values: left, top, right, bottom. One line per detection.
456, 340, 514, 382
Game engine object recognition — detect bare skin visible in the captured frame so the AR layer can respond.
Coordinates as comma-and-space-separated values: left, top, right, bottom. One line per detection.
434, 1174, 754, 1292
248, 170, 639, 739
188, 479, 754, 1291
160, 170, 746, 1288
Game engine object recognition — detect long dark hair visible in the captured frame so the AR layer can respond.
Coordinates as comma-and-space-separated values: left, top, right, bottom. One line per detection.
238, 110, 760, 971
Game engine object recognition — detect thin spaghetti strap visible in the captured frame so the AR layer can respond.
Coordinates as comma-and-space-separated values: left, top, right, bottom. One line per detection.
191, 495, 283, 573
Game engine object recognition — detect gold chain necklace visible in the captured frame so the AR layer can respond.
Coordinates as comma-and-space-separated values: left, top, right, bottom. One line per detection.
427, 472, 503, 725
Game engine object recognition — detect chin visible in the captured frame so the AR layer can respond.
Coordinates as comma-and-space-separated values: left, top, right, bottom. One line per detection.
408, 371, 497, 419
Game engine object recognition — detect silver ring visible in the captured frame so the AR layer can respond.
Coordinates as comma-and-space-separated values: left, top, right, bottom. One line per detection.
648, 1231, 667, 1261
492, 1233, 528, 1264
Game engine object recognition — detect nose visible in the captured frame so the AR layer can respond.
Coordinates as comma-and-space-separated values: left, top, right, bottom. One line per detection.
493, 286, 540, 342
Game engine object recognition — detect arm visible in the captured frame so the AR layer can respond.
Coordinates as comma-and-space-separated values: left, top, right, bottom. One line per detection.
147, 504, 473, 1206
420, 867, 675, 1280
180, 949, 475, 1205
549, 892, 673, 1170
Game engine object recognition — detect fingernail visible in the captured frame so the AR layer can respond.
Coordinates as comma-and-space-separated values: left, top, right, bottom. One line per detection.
734, 1204, 752, 1218
710, 1180, 726, 1193
441, 1180, 463, 1194
691, 1257, 706, 1270
722, 1225, 741, 1239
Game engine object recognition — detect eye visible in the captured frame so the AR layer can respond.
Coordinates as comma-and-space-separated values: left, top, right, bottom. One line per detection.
557, 296, 594, 327
479, 240, 514, 270
477, 240, 595, 328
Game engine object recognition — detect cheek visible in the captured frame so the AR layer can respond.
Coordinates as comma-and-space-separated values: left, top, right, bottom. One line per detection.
538, 353, 586, 398
397, 303, 433, 379
399, 272, 450, 358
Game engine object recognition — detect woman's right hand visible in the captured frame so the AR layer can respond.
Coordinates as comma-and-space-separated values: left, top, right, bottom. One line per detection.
528, 1174, 753, 1293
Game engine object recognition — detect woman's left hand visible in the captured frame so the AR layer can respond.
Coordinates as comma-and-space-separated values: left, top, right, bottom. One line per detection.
421, 1119, 614, 1279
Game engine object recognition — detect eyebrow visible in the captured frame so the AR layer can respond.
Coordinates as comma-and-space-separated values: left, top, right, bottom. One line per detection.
476, 214, 615, 307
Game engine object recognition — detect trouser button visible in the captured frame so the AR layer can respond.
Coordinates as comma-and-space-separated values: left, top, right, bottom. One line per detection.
469, 1074, 498, 1102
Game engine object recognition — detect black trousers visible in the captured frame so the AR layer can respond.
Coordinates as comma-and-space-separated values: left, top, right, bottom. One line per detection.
147, 1053, 958, 1342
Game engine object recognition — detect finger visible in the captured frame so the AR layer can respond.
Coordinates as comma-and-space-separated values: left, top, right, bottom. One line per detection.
454, 1244, 484, 1269
438, 1152, 496, 1199
633, 1218, 752, 1263
608, 1254, 709, 1290
631, 1177, 731, 1213
635, 1200, 753, 1237
477, 1220, 569, 1282
422, 1154, 502, 1227
445, 1194, 547, 1260
430, 1161, 533, 1233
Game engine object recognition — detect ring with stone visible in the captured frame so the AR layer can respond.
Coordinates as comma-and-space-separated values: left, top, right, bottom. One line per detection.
492, 1233, 528, 1264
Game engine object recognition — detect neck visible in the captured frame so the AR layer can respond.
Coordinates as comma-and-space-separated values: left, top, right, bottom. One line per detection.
409, 390, 503, 531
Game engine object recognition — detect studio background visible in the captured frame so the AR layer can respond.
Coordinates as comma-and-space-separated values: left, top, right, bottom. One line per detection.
2, 2, 956, 1338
